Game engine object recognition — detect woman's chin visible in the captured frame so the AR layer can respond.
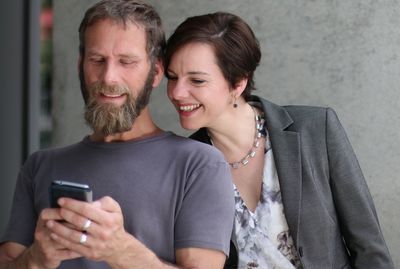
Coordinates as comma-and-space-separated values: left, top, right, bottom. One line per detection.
180, 120, 201, 131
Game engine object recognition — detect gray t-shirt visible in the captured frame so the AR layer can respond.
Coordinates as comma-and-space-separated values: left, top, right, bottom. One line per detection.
1, 132, 234, 268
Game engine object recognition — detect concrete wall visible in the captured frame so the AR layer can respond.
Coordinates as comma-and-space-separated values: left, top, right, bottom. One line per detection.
53, 1, 400, 266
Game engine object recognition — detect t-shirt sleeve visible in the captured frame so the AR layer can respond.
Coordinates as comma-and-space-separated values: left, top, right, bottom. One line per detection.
1, 162, 38, 247
174, 161, 235, 256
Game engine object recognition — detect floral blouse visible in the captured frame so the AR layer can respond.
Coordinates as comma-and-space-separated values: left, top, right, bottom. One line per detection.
231, 129, 302, 269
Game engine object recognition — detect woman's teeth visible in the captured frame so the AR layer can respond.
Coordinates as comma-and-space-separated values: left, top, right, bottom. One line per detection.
179, 104, 201, 112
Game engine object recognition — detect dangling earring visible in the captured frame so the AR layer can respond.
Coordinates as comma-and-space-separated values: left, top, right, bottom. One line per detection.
233, 96, 238, 108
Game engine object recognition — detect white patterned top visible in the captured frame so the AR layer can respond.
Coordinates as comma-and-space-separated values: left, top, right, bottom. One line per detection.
231, 129, 302, 269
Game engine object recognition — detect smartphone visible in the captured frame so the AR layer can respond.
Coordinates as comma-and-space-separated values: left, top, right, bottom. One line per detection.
49, 180, 93, 208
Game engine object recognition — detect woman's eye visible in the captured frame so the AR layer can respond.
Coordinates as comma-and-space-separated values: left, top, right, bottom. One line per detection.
192, 79, 205, 85
166, 74, 177, 81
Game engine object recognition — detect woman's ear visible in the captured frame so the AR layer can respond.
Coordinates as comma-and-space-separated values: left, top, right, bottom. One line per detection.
232, 77, 248, 97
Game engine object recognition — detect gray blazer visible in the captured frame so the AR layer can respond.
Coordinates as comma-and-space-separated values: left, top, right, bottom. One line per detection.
191, 96, 394, 269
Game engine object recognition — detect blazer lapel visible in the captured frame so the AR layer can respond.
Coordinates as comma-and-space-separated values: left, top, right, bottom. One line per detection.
255, 96, 302, 246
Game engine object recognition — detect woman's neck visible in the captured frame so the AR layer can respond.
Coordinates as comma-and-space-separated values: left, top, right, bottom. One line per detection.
207, 101, 258, 162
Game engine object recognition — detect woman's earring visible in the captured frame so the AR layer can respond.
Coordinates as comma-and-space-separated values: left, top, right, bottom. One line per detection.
233, 96, 238, 108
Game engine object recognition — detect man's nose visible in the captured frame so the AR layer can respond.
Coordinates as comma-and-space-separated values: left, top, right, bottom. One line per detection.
102, 62, 120, 85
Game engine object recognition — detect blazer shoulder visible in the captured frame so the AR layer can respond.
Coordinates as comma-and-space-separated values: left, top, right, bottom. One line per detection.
282, 105, 338, 132
284, 105, 335, 120
283, 104, 331, 117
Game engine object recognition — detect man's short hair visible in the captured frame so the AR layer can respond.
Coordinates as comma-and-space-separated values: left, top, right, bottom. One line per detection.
79, 0, 166, 63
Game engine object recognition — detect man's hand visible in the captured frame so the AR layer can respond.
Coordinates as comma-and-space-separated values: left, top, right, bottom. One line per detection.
0, 208, 81, 269
46, 196, 134, 265
30, 208, 82, 268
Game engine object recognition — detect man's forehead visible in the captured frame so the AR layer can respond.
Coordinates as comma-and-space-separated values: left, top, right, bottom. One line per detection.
86, 18, 145, 32
84, 19, 147, 44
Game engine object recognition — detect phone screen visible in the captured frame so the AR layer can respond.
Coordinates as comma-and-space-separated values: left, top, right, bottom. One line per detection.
49, 180, 93, 207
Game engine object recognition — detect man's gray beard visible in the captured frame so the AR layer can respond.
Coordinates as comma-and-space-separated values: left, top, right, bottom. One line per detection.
83, 70, 154, 136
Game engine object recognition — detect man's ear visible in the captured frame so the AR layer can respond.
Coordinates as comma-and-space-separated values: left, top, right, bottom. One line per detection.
152, 59, 164, 88
78, 56, 82, 73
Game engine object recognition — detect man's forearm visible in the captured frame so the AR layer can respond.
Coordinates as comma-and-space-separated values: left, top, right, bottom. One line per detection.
107, 233, 181, 269
0, 247, 39, 269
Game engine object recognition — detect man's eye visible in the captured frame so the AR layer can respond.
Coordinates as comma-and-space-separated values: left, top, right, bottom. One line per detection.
90, 58, 104, 64
120, 59, 136, 65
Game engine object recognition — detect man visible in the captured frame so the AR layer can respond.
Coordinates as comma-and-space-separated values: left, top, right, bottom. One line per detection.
0, 1, 234, 268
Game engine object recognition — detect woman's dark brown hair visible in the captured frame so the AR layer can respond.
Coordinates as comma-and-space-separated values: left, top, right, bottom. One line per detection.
165, 12, 261, 100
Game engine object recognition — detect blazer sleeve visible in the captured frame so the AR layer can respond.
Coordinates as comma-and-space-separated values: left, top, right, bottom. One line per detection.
325, 108, 394, 268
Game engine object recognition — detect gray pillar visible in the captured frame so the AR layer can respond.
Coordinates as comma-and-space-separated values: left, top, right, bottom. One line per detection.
0, 0, 24, 235
0, 0, 40, 236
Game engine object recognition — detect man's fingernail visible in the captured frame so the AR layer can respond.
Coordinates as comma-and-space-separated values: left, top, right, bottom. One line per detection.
58, 198, 65, 206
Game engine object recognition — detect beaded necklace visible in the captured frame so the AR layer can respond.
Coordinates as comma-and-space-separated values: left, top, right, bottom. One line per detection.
209, 106, 266, 169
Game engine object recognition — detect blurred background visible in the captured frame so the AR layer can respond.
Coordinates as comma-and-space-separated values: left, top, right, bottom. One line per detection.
1, 0, 399, 266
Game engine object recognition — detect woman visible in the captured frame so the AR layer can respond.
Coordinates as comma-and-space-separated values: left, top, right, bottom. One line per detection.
164, 12, 394, 269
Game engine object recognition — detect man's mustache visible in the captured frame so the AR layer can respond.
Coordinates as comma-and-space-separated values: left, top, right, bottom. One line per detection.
88, 82, 131, 96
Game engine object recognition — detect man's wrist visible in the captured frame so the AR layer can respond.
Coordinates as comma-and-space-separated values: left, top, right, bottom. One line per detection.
107, 232, 166, 269
5, 246, 42, 269
24, 247, 42, 269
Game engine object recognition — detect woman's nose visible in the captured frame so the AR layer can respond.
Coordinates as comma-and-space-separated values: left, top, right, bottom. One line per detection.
168, 79, 189, 100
